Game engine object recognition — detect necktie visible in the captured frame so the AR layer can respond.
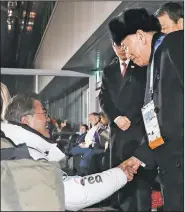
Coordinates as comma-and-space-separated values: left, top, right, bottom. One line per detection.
121, 62, 127, 77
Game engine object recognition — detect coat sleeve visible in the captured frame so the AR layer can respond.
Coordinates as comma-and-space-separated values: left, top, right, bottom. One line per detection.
124, 85, 145, 123
99, 70, 123, 122
64, 167, 127, 211
133, 136, 156, 169
168, 31, 184, 89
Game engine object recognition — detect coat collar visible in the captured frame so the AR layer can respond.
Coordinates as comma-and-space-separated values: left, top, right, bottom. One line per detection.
149, 32, 164, 63
1, 122, 66, 162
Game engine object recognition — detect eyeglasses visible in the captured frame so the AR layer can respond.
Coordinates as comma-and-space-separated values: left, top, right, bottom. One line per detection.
122, 45, 128, 52
113, 42, 128, 53
34, 111, 48, 117
113, 42, 122, 49
25, 111, 48, 118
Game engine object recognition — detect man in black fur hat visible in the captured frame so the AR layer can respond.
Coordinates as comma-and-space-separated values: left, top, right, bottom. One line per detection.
99, 9, 157, 211
116, 8, 183, 211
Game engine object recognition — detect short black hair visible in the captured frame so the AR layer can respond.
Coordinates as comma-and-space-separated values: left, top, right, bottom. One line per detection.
99, 111, 107, 118
155, 2, 184, 23
81, 124, 89, 131
109, 8, 161, 45
57, 119, 62, 125
4, 92, 40, 124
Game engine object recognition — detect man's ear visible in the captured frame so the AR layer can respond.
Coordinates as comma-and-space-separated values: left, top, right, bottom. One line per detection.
136, 30, 146, 45
20, 116, 30, 125
177, 18, 184, 30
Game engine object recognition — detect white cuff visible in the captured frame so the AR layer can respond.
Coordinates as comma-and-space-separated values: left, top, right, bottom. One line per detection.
140, 162, 146, 167
114, 116, 121, 123
133, 157, 146, 167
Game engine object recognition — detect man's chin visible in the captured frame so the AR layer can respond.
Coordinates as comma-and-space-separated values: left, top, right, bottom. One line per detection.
42, 129, 50, 139
133, 60, 148, 67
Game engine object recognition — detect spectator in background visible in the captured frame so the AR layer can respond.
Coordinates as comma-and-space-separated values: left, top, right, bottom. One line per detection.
0, 82, 11, 138
76, 124, 89, 145
99, 112, 110, 152
79, 113, 111, 174
52, 118, 61, 132
70, 113, 101, 156
155, 2, 183, 34
61, 120, 73, 132
49, 118, 60, 141
79, 113, 102, 149
99, 112, 109, 125
0, 83, 11, 120
57, 119, 62, 128
99, 112, 110, 132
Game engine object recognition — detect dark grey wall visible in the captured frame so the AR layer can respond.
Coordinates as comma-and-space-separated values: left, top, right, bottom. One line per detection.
1, 75, 35, 96
49, 79, 89, 131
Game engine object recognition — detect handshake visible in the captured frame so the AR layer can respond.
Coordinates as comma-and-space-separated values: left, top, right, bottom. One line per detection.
118, 157, 143, 181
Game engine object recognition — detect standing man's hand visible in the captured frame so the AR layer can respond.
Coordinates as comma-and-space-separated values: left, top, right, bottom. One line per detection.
114, 116, 131, 131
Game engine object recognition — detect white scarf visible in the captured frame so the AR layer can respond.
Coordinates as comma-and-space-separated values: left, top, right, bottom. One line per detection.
1, 122, 66, 162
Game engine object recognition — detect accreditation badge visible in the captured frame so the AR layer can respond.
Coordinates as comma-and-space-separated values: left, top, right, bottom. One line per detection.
141, 100, 164, 149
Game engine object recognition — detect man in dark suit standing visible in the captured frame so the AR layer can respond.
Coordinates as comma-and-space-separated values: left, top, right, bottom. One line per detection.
98, 18, 156, 211
155, 2, 183, 34
117, 8, 184, 211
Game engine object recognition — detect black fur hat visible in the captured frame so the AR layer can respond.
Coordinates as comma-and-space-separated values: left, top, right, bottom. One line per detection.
109, 8, 161, 45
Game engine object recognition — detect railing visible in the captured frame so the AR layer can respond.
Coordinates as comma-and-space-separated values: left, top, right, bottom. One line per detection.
52, 132, 76, 136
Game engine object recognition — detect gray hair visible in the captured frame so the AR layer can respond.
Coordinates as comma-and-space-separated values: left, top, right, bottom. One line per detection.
155, 2, 184, 23
4, 93, 40, 124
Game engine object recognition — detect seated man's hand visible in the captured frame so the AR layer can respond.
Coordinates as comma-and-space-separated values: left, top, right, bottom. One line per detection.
115, 116, 131, 131
118, 165, 134, 181
119, 156, 142, 174
79, 142, 86, 148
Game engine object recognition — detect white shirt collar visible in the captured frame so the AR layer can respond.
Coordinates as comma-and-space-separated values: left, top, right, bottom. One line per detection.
119, 58, 130, 73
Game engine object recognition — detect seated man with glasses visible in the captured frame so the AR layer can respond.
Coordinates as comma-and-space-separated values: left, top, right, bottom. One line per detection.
1, 92, 134, 211
2, 93, 60, 161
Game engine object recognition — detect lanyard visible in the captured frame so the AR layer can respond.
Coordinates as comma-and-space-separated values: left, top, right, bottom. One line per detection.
149, 35, 166, 96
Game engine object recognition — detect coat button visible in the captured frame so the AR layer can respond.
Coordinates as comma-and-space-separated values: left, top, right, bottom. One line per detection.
154, 107, 159, 113
163, 136, 168, 142
157, 74, 160, 80
176, 161, 181, 168
162, 168, 167, 175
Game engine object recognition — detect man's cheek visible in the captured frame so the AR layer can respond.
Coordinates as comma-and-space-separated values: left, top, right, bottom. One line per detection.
126, 49, 132, 58
28, 119, 35, 129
